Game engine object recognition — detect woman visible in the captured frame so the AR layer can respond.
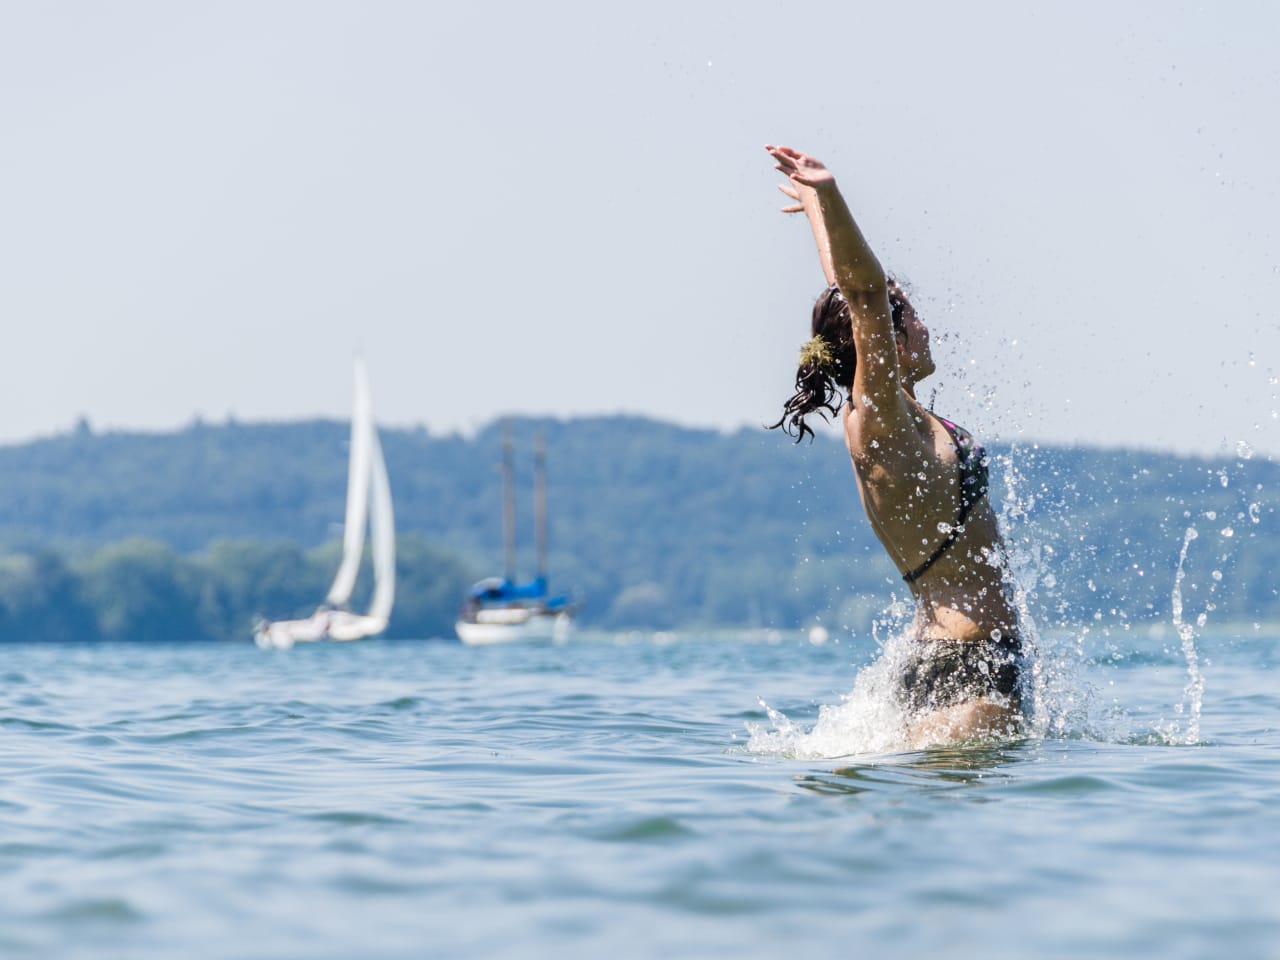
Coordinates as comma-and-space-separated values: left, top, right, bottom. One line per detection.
765, 144, 1024, 746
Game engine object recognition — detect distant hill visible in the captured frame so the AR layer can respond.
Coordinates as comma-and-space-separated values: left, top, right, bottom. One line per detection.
0, 415, 1275, 639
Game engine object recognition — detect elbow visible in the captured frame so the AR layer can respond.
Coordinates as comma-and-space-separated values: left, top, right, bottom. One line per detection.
835, 278, 890, 312
832, 265, 888, 301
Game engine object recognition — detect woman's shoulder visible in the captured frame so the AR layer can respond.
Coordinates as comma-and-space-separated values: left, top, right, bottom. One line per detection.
843, 402, 937, 475
845, 396, 936, 444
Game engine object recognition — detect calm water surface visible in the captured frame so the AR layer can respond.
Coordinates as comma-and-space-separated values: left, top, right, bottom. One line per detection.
1, 627, 1277, 959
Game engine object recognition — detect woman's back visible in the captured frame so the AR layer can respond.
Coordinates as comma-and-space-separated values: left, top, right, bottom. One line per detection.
843, 400, 1018, 643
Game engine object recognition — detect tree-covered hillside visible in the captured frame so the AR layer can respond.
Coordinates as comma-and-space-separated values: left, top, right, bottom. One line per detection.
0, 415, 1275, 640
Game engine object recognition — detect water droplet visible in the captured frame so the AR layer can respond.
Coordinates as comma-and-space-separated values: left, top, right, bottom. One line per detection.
1236, 440, 1254, 459
936, 522, 953, 534
1221, 527, 1234, 538
1211, 569, 1223, 581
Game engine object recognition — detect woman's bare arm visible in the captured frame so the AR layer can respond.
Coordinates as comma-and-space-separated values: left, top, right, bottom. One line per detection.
777, 179, 836, 285
766, 144, 908, 429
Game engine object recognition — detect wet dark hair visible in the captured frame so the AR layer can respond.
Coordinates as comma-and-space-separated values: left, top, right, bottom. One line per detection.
769, 281, 910, 443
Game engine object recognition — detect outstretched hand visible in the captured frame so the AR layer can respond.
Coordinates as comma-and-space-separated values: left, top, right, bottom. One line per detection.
766, 144, 845, 287
765, 144, 837, 205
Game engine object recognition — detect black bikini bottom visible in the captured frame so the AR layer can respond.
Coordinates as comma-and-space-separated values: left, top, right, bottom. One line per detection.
899, 636, 1023, 712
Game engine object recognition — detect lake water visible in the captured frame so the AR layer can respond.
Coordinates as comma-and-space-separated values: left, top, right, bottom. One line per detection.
2, 624, 1277, 959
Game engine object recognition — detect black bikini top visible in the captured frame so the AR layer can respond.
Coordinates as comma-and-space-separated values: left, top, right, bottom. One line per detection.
901, 414, 990, 584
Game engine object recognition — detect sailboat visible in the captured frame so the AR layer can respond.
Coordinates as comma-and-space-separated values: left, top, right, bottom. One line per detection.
455, 425, 576, 645
254, 358, 396, 649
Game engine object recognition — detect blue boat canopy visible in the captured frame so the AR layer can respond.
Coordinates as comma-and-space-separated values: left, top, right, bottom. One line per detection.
466, 576, 572, 610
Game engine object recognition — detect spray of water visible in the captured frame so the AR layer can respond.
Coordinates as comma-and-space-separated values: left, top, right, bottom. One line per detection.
745, 648, 912, 758
746, 337, 1269, 758
1157, 526, 1206, 745
745, 598, 918, 757
744, 438, 1245, 759
746, 445, 1056, 759
994, 446, 1083, 742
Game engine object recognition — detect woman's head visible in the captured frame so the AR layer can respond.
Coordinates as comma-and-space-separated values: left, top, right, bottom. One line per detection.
769, 280, 918, 443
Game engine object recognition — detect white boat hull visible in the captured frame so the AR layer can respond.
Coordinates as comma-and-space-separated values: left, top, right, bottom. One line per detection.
455, 611, 572, 646
253, 609, 389, 649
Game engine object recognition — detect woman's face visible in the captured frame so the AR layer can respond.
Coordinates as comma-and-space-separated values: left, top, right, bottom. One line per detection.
895, 299, 935, 382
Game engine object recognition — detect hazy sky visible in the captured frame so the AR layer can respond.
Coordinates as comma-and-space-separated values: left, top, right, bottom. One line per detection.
3, 1, 1278, 457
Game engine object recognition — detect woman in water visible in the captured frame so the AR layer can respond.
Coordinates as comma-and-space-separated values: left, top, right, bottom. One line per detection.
766, 144, 1024, 746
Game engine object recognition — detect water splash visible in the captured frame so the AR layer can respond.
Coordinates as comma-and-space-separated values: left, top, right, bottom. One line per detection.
1159, 526, 1205, 745
747, 442, 1076, 759
994, 444, 1089, 741
745, 634, 916, 758
750, 435, 1265, 757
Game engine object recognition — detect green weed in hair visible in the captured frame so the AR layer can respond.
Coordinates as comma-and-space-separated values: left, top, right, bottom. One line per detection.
798, 335, 835, 373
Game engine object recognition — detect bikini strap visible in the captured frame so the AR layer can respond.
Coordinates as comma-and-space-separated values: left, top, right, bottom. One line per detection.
901, 414, 988, 584
902, 531, 960, 584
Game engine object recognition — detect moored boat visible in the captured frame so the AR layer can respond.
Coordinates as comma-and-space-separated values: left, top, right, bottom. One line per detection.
455, 426, 576, 645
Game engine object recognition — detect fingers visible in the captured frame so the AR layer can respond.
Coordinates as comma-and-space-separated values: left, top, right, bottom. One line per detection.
767, 147, 815, 190
765, 145, 801, 175
767, 144, 822, 207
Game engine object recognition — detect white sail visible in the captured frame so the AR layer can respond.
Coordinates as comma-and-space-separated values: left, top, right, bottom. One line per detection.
325, 358, 374, 609
255, 357, 396, 648
366, 425, 396, 624
327, 422, 395, 642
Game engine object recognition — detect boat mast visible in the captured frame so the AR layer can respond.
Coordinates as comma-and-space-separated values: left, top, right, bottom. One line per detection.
502, 420, 517, 583
534, 431, 547, 583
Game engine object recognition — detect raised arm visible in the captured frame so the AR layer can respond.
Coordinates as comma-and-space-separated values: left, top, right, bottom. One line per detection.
776, 178, 836, 285
766, 145, 908, 428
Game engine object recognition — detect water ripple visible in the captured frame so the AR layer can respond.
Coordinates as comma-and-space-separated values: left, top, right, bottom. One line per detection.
0, 631, 1277, 959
